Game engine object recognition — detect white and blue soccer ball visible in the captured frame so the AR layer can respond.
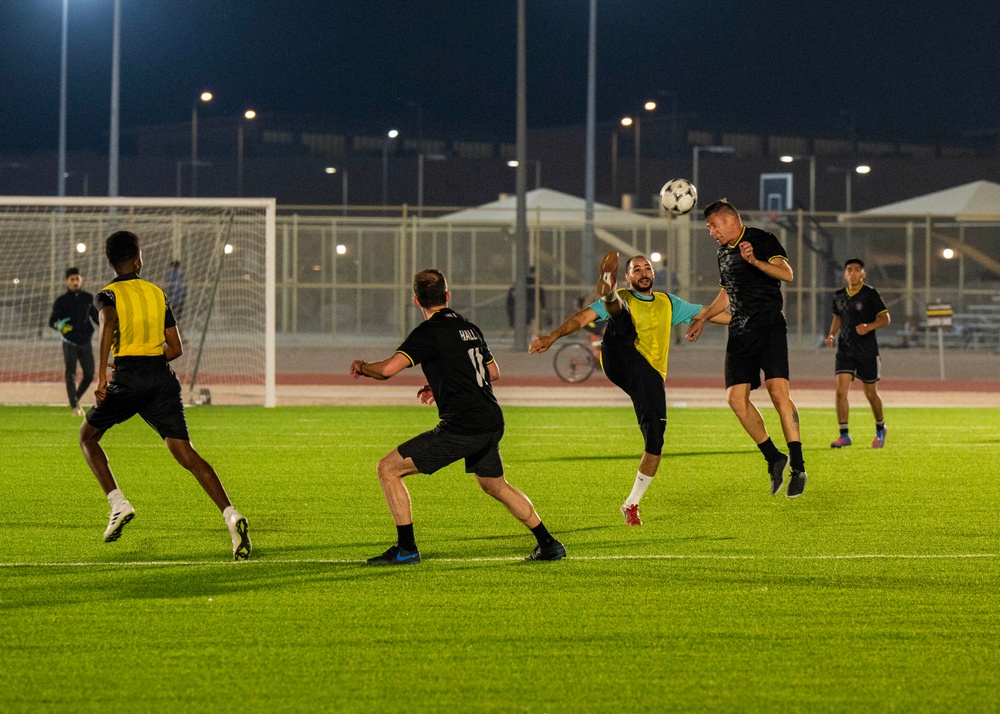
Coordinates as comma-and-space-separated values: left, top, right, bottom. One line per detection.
659, 178, 698, 216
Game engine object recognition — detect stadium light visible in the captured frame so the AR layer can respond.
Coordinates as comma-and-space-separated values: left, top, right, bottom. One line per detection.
237, 109, 257, 197
76, 242, 87, 253
191, 91, 214, 197
336, 244, 347, 255
778, 154, 817, 212
506, 159, 541, 190
618, 101, 657, 199
382, 129, 399, 207
224, 244, 234, 255
942, 248, 955, 260
325, 167, 348, 209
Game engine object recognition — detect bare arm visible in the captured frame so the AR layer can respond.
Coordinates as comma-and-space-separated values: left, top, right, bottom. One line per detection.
740, 242, 794, 282
528, 307, 599, 354
824, 315, 842, 348
857, 310, 891, 336
685, 288, 730, 342
164, 325, 183, 361
94, 306, 117, 403
487, 360, 500, 383
350, 352, 412, 381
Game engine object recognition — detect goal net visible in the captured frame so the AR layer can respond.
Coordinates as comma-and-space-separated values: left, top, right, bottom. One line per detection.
0, 197, 276, 407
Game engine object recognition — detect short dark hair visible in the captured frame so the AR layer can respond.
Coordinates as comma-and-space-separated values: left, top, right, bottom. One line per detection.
844, 258, 865, 269
625, 255, 651, 272
105, 230, 140, 272
65, 267, 80, 279
703, 199, 740, 222
413, 268, 448, 308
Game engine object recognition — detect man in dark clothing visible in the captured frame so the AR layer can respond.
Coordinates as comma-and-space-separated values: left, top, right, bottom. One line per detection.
824, 259, 890, 449
686, 200, 808, 499
49, 267, 99, 415
351, 268, 565, 565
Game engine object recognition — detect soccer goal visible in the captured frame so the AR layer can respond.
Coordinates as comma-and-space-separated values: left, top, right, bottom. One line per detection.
0, 197, 276, 407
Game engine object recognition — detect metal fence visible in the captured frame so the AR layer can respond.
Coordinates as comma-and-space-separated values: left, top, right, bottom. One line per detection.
272, 208, 1000, 348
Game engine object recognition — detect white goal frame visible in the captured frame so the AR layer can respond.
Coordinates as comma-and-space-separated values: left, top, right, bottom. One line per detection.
0, 196, 277, 407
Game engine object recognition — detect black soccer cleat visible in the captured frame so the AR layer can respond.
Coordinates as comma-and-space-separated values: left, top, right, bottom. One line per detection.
786, 471, 808, 499
525, 540, 566, 561
366, 544, 421, 566
768, 454, 788, 496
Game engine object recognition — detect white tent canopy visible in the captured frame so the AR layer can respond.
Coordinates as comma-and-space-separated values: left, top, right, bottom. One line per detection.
861, 180, 1000, 219
439, 188, 655, 226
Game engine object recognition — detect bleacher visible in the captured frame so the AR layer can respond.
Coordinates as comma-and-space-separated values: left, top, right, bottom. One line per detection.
898, 294, 1000, 351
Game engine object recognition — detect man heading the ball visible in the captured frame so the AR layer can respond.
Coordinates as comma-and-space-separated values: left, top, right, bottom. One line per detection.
351, 268, 564, 564
824, 258, 890, 449
685, 199, 808, 498
79, 230, 251, 560
530, 252, 727, 526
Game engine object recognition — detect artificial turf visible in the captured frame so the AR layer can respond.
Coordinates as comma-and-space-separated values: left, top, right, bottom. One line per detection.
1, 405, 998, 712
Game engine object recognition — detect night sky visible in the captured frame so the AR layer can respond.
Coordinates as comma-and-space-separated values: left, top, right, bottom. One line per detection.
2, 1, 998, 153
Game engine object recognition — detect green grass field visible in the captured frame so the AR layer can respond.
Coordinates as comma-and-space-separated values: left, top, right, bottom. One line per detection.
2, 405, 999, 712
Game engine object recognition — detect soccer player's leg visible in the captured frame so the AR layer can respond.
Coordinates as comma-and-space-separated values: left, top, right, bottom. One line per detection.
62, 342, 79, 410
80, 372, 141, 542
366, 447, 421, 565
761, 322, 806, 498
832, 354, 856, 447
620, 367, 666, 526
76, 344, 96, 412
860, 356, 886, 447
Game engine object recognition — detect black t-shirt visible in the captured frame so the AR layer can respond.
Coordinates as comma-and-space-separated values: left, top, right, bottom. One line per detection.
396, 308, 503, 435
832, 284, 887, 359
717, 226, 787, 336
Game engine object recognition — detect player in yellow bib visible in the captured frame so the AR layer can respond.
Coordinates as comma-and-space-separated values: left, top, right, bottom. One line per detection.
78, 230, 251, 560
530, 253, 728, 526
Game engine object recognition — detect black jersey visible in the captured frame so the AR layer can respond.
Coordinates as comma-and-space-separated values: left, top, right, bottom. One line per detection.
49, 290, 98, 345
395, 308, 503, 435
832, 284, 887, 359
717, 226, 788, 336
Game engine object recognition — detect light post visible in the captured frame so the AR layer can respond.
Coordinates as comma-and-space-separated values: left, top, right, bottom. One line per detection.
506, 160, 541, 190
382, 128, 399, 208
691, 144, 735, 193
325, 167, 348, 210
237, 109, 256, 197
58, 0, 68, 197
108, 0, 120, 196
837, 163, 871, 260
190, 91, 213, 197
620, 100, 657, 201
779, 154, 817, 212
845, 163, 871, 214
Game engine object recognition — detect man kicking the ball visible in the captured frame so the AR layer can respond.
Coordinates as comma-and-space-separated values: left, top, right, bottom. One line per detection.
530, 252, 727, 526
351, 268, 564, 564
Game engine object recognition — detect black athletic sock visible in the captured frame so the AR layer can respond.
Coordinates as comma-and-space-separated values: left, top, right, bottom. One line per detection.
757, 438, 782, 463
788, 441, 805, 472
876, 421, 885, 430
839, 425, 850, 436
396, 523, 417, 552
530, 522, 555, 547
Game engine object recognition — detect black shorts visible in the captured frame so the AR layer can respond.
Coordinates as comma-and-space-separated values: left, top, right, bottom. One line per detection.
725, 320, 790, 390
398, 425, 505, 478
599, 307, 667, 455
85, 357, 190, 440
836, 352, 881, 383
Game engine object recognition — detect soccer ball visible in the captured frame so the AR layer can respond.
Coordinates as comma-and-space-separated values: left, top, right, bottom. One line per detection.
660, 179, 698, 216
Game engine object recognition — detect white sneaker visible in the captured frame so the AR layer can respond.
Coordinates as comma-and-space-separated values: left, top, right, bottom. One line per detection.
103, 500, 135, 542
73, 405, 85, 417
227, 510, 251, 561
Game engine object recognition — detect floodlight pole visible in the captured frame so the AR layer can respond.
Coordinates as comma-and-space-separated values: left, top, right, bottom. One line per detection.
582, 0, 597, 283
513, 0, 529, 351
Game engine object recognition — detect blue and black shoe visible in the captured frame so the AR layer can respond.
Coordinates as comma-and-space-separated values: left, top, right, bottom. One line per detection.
366, 544, 421, 566
525, 540, 566, 561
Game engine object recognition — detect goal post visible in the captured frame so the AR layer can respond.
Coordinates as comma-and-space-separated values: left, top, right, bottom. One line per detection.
0, 197, 276, 407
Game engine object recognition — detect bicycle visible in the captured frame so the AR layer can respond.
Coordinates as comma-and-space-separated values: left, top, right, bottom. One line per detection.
553, 335, 602, 383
